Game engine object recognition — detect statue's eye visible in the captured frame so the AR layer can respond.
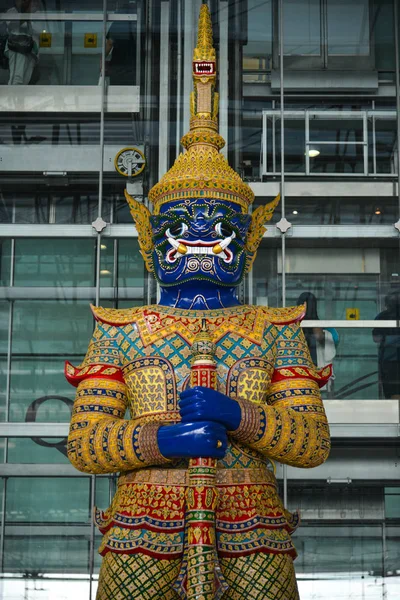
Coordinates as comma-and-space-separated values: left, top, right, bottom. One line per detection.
215, 222, 232, 238
166, 222, 188, 238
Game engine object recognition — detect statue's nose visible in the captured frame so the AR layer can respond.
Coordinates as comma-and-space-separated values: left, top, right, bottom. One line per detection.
191, 210, 212, 235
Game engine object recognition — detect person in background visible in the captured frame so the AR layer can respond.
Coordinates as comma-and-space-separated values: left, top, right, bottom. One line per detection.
104, 5, 136, 85
5, 0, 40, 85
297, 292, 338, 391
373, 292, 400, 399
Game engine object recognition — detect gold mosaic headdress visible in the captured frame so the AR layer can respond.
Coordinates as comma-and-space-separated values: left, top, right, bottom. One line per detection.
126, 2, 280, 273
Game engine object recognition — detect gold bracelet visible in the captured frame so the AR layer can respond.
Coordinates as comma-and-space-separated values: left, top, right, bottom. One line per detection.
229, 398, 262, 443
137, 422, 170, 465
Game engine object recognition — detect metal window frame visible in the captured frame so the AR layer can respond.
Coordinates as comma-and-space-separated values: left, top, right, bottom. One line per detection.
0, 12, 137, 21
262, 109, 397, 178
272, 0, 375, 71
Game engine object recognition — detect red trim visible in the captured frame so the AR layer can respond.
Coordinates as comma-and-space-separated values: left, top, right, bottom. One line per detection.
271, 364, 332, 388
218, 547, 297, 559
100, 545, 297, 560
64, 361, 124, 388
100, 546, 183, 559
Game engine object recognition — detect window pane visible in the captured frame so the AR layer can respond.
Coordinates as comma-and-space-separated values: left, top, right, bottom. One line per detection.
296, 525, 383, 598
243, 0, 272, 82
4, 477, 91, 591
283, 0, 321, 56
10, 301, 92, 422
0, 239, 12, 286
327, 0, 370, 56
13, 239, 96, 287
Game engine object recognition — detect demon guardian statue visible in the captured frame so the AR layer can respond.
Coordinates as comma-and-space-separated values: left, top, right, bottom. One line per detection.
65, 5, 331, 599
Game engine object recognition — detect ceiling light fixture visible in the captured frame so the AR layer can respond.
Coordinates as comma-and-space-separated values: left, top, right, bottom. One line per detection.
308, 149, 320, 158
292, 210, 298, 215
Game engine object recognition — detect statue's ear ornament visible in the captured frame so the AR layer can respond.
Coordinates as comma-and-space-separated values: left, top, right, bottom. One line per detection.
245, 193, 281, 273
124, 189, 154, 273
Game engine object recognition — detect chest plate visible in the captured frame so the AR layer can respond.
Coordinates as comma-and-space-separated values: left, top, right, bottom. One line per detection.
115, 308, 279, 420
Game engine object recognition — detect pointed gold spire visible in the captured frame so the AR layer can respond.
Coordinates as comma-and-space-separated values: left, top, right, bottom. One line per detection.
195, 4, 214, 54
191, 4, 217, 120
148, 3, 254, 213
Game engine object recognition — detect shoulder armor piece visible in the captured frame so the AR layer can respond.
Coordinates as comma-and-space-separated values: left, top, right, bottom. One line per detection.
261, 304, 306, 325
90, 304, 144, 326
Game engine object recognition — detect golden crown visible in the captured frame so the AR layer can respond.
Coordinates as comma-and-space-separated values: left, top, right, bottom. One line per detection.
126, 3, 279, 274
148, 3, 254, 213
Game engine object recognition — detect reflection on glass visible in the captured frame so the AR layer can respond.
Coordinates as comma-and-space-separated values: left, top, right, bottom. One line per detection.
0, 239, 12, 285
0, 360, 6, 423
369, 119, 397, 175
55, 194, 99, 224
309, 144, 365, 174
296, 524, 384, 599
99, 238, 145, 292
373, 292, 400, 399
243, 0, 272, 83
0, 195, 50, 223
3, 477, 91, 591
385, 488, 400, 519
9, 357, 76, 422
104, 17, 137, 86
6, 477, 90, 523
285, 196, 398, 225
297, 292, 338, 395
283, 0, 321, 56
254, 242, 400, 399
11, 300, 92, 354
327, 0, 370, 56
118, 238, 145, 288
7, 436, 71, 464
13, 239, 96, 287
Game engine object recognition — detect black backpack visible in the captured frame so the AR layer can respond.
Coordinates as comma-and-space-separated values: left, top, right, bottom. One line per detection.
0, 22, 9, 70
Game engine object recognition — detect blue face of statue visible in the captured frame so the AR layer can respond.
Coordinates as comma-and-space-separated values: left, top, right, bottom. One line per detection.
150, 199, 251, 288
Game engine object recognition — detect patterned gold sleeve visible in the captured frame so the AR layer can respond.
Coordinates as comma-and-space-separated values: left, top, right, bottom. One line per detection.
234, 323, 331, 469
66, 322, 169, 474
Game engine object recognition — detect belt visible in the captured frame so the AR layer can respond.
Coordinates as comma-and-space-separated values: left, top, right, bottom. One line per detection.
118, 466, 277, 487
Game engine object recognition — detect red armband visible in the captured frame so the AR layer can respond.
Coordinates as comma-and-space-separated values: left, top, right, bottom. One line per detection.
271, 364, 332, 389
65, 361, 125, 387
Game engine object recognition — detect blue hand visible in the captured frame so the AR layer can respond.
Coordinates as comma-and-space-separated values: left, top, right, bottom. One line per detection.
157, 421, 228, 459
179, 386, 241, 431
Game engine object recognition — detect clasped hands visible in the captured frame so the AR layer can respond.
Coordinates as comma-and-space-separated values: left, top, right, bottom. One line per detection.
157, 387, 241, 459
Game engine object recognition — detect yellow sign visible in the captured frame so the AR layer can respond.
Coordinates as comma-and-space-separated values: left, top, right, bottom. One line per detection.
84, 33, 97, 48
39, 32, 52, 47
346, 308, 360, 320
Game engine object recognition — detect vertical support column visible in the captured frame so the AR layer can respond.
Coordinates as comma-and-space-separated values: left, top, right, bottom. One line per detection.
176, 0, 183, 156
136, 3, 142, 87
183, 0, 195, 132
95, 0, 108, 308
394, 0, 400, 212
90, 1, 107, 595
229, 0, 244, 173
0, 478, 7, 573
159, 1, 170, 179
89, 475, 96, 600
278, 0, 288, 509
219, 0, 229, 158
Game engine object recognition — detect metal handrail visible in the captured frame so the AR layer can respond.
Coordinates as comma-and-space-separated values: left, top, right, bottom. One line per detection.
262, 108, 398, 177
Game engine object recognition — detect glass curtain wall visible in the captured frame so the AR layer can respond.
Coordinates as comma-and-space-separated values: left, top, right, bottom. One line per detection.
244, 0, 400, 598
0, 1, 147, 597
0, 0, 399, 598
